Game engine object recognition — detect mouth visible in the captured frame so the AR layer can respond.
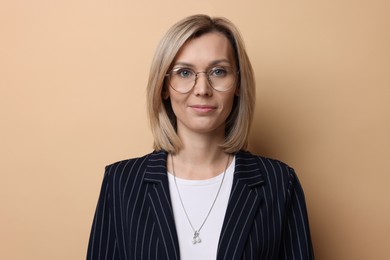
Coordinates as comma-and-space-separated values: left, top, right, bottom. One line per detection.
190, 104, 217, 113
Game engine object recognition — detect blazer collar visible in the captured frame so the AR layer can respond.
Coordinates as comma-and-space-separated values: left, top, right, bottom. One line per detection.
233, 150, 265, 187
143, 150, 169, 183
217, 150, 265, 260
143, 150, 265, 185
143, 150, 180, 260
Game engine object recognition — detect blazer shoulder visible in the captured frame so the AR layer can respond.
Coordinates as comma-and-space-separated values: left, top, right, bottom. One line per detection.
239, 150, 296, 179
103, 152, 153, 181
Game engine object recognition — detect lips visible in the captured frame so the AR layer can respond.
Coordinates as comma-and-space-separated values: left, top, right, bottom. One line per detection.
190, 104, 217, 113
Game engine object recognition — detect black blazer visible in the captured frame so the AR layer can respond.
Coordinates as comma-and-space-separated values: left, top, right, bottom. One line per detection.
87, 150, 314, 260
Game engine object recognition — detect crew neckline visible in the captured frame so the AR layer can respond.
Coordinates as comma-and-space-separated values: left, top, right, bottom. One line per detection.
167, 156, 235, 186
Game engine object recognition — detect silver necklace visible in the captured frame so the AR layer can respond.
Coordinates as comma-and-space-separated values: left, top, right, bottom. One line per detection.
171, 154, 230, 244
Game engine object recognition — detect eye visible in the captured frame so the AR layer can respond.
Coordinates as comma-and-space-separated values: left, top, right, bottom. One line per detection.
210, 67, 228, 77
173, 68, 194, 78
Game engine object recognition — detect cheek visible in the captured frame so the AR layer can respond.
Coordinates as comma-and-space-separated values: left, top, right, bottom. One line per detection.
225, 94, 237, 111
218, 96, 236, 122
168, 95, 185, 115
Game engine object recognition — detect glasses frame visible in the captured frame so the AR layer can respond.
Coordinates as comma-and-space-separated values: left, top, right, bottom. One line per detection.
165, 67, 239, 94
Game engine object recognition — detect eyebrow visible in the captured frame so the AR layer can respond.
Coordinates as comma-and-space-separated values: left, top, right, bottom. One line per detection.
173, 59, 232, 68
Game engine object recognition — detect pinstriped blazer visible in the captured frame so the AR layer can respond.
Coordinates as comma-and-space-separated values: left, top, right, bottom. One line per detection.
87, 150, 314, 260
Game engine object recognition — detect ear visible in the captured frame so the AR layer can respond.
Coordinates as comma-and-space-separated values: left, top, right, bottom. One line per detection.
235, 86, 240, 96
162, 86, 170, 100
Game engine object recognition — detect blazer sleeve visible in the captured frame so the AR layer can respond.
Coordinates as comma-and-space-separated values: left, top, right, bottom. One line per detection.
278, 168, 315, 260
87, 168, 120, 260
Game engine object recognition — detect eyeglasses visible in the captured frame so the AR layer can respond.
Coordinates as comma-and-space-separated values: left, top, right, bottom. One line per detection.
165, 67, 238, 94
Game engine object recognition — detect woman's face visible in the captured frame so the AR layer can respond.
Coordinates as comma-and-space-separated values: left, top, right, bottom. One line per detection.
167, 32, 238, 139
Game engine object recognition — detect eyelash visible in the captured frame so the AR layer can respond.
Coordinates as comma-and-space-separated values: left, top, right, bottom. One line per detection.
173, 67, 230, 75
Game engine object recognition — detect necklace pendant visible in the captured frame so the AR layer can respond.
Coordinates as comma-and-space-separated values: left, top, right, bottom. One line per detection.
192, 231, 202, 244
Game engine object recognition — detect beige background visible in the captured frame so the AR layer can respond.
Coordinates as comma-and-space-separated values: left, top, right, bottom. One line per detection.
1, 0, 389, 259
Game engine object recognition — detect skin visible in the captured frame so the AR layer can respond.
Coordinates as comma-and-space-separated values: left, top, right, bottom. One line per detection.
166, 32, 238, 180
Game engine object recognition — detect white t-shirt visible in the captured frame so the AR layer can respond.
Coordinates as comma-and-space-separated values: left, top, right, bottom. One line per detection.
167, 157, 235, 260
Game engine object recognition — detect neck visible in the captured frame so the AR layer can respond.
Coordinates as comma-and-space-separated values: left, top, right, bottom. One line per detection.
169, 131, 231, 180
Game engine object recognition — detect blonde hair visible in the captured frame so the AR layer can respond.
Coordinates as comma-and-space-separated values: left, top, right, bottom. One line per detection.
146, 14, 255, 154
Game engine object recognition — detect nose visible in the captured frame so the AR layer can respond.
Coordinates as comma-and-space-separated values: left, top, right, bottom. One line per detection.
193, 72, 212, 96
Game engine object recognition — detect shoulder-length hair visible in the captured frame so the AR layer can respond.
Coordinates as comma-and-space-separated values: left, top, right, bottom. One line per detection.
146, 14, 255, 154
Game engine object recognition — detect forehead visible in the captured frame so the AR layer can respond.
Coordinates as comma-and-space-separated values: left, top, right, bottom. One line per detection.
173, 32, 235, 67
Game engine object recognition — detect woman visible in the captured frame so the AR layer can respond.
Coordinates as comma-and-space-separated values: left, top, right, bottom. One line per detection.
87, 14, 314, 260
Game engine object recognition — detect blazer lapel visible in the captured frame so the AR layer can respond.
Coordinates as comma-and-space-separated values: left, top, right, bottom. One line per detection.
217, 151, 265, 260
143, 151, 180, 260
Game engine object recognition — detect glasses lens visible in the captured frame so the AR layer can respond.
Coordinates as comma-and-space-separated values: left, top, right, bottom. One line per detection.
169, 68, 195, 93
208, 67, 236, 91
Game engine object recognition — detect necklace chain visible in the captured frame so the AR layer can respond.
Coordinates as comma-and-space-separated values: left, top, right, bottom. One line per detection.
171, 154, 230, 244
